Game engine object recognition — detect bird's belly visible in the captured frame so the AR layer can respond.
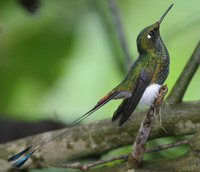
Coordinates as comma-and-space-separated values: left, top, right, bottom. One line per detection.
139, 84, 161, 106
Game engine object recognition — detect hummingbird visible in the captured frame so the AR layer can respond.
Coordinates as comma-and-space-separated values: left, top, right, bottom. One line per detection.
8, 4, 173, 168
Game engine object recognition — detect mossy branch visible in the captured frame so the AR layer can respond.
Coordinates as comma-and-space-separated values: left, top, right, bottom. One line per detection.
0, 100, 200, 170
127, 85, 168, 168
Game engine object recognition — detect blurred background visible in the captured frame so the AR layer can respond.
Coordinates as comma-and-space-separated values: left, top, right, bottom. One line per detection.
0, 0, 199, 171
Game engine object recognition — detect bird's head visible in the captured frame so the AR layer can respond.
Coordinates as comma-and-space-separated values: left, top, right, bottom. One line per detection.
137, 4, 173, 55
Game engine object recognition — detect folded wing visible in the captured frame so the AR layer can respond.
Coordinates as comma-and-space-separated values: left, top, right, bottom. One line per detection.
112, 69, 154, 126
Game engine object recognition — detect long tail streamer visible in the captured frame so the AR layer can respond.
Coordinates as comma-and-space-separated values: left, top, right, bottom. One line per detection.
8, 91, 119, 168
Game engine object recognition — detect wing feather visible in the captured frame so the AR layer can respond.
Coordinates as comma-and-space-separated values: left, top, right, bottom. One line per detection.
112, 69, 155, 126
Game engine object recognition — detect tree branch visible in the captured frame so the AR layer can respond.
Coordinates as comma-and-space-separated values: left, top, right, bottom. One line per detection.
108, 0, 132, 70
52, 139, 189, 171
1, 100, 200, 170
45, 154, 128, 170
167, 41, 200, 103
0, 138, 190, 171
146, 139, 188, 153
86, 130, 200, 172
127, 85, 168, 167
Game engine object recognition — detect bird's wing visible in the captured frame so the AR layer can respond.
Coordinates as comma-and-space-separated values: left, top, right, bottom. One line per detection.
112, 68, 156, 126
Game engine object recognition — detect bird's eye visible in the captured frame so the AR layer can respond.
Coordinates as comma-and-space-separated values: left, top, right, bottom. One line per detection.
147, 31, 155, 39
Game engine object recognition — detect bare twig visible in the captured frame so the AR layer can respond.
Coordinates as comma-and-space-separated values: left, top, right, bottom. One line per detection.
167, 41, 200, 104
44, 132, 189, 170
127, 85, 168, 167
146, 139, 189, 153
86, 131, 200, 172
47, 154, 128, 170
0, 138, 190, 171
108, 0, 132, 70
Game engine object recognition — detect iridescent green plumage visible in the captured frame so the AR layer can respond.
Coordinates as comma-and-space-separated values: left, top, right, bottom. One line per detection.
115, 21, 170, 92
111, 4, 172, 125
8, 4, 173, 168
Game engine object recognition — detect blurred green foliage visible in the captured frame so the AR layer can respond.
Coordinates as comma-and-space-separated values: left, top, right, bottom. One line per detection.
0, 0, 200, 122
0, 0, 200, 171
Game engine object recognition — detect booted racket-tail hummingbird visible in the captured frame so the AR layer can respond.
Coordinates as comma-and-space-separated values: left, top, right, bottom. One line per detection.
8, 4, 173, 168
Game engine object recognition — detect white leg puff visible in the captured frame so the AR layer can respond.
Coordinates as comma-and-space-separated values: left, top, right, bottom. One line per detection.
139, 84, 161, 106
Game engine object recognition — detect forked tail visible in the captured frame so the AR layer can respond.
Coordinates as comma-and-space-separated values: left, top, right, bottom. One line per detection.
8, 91, 119, 168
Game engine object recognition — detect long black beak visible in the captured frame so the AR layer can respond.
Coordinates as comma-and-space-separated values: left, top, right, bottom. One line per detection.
159, 4, 173, 24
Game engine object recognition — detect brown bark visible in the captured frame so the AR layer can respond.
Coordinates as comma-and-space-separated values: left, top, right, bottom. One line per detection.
0, 100, 200, 170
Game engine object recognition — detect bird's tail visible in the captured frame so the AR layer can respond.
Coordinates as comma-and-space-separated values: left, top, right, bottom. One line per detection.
8, 91, 119, 168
